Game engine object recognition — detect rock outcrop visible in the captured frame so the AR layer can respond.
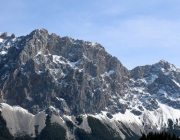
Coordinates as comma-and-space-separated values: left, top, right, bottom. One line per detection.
1, 29, 180, 139
0, 29, 129, 115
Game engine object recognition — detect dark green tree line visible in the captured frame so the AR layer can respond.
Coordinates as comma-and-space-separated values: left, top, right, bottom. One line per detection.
139, 131, 180, 140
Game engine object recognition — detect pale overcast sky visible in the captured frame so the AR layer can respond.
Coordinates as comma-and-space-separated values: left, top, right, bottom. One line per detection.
1, 0, 180, 69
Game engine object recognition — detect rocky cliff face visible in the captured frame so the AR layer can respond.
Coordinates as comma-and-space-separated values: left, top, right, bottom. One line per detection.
130, 60, 180, 111
1, 29, 180, 139
0, 29, 129, 115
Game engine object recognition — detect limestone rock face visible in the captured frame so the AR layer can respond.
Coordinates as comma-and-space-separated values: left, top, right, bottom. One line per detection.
129, 60, 180, 110
1, 29, 180, 139
0, 32, 8, 38
10, 33, 15, 39
0, 29, 129, 115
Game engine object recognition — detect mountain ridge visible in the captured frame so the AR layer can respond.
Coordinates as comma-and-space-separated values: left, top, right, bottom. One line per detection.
0, 28, 180, 139
0, 28, 129, 115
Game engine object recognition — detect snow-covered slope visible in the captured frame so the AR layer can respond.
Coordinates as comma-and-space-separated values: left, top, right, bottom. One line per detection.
1, 101, 180, 139
0, 103, 46, 137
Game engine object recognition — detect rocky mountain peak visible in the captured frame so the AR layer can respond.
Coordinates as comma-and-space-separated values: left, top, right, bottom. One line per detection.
1, 29, 180, 139
0, 28, 129, 115
153, 59, 177, 72
30, 28, 48, 35
130, 59, 179, 80
0, 32, 8, 39
10, 33, 15, 39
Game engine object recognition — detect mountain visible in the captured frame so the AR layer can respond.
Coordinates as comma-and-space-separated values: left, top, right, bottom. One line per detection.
0, 29, 180, 139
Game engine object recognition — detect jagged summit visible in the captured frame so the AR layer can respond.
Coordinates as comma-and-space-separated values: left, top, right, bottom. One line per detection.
0, 29, 180, 139
0, 28, 129, 115
159, 59, 168, 63
154, 59, 177, 69
0, 32, 8, 38
29, 28, 48, 36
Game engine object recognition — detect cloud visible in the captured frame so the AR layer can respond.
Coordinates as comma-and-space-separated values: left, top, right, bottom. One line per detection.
1, 0, 180, 69
107, 18, 180, 49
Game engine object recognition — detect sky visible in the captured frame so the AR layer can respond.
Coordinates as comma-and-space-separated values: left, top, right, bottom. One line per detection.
0, 0, 180, 70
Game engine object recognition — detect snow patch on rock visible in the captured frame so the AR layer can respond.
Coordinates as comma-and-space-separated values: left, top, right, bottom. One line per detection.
0, 103, 46, 137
